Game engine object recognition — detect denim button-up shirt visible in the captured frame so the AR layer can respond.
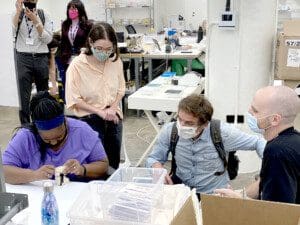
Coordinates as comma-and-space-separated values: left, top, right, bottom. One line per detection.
146, 121, 266, 194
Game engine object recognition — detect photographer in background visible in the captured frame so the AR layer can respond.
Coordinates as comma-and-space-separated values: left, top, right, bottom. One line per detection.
13, 0, 53, 124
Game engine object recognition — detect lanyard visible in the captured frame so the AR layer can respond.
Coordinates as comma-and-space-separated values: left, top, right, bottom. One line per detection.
69, 23, 79, 45
24, 16, 34, 38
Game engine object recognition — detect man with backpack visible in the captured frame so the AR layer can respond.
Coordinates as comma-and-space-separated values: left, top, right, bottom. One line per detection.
13, 0, 53, 124
146, 94, 266, 196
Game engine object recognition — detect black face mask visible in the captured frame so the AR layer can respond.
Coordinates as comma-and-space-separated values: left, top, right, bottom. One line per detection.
23, 2, 37, 11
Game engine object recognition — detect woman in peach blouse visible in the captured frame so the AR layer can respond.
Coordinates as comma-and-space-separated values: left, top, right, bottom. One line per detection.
66, 22, 125, 170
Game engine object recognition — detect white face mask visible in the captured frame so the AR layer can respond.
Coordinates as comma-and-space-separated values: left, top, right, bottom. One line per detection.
246, 112, 273, 134
246, 112, 264, 134
176, 120, 198, 139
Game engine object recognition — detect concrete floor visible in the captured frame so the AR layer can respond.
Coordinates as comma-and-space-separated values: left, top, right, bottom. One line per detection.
0, 106, 258, 190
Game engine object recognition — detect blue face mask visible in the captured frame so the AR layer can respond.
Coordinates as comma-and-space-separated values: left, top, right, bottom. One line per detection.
246, 112, 265, 134
91, 47, 112, 62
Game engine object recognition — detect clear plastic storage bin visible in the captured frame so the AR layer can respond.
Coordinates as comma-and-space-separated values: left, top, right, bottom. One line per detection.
107, 167, 167, 184
100, 182, 160, 223
68, 181, 191, 225
68, 181, 164, 225
102, 167, 167, 223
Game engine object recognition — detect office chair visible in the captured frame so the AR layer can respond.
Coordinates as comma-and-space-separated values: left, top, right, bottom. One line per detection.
125, 24, 137, 34
116, 32, 125, 42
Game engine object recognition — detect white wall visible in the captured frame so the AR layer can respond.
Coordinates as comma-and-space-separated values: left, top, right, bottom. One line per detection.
157, 0, 206, 31
287, 0, 300, 8
38, 0, 67, 31
1, 1, 13, 14
4, 0, 206, 32
184, 0, 207, 28
206, 0, 277, 173
0, 2, 18, 107
0, 13, 18, 107
38, 0, 106, 31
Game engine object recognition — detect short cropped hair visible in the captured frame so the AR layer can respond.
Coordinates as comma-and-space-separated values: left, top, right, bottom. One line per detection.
178, 94, 214, 125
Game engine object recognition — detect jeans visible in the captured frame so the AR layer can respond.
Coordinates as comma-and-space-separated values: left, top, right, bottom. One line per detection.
79, 114, 123, 170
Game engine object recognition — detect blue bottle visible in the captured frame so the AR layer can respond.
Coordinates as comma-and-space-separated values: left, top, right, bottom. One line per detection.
41, 181, 59, 225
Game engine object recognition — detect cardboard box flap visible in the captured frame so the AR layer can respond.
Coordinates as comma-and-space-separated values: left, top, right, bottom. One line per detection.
283, 20, 300, 36
171, 195, 198, 225
201, 194, 300, 225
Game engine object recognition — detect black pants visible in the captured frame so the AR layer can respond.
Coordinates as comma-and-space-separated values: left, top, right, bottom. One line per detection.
79, 114, 123, 170
16, 52, 49, 124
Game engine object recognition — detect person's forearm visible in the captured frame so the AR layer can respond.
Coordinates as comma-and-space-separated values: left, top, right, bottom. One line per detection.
13, 11, 21, 28
34, 22, 44, 36
83, 160, 108, 178
152, 162, 164, 168
111, 93, 124, 109
4, 166, 37, 184
49, 56, 56, 87
246, 179, 260, 199
49, 74, 56, 87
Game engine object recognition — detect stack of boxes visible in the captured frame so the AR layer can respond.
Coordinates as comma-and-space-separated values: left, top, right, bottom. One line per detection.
275, 19, 300, 129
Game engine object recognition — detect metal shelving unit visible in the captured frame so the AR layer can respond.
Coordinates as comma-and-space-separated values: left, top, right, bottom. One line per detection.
105, 0, 154, 30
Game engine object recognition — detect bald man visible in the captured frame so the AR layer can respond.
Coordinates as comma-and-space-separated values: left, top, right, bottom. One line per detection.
215, 85, 300, 204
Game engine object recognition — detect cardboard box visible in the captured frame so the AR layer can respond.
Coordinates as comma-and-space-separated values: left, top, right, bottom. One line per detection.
201, 194, 300, 225
282, 80, 300, 131
275, 20, 300, 80
171, 194, 200, 225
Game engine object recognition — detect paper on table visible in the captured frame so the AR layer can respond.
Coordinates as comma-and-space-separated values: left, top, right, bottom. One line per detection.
178, 73, 201, 87
149, 76, 171, 85
138, 86, 162, 96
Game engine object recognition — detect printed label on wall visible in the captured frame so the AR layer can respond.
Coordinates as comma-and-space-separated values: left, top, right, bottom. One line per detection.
285, 40, 300, 47
287, 48, 300, 67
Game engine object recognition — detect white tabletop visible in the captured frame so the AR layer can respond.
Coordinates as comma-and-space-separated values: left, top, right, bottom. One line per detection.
143, 48, 203, 59
6, 181, 87, 225
128, 73, 205, 112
